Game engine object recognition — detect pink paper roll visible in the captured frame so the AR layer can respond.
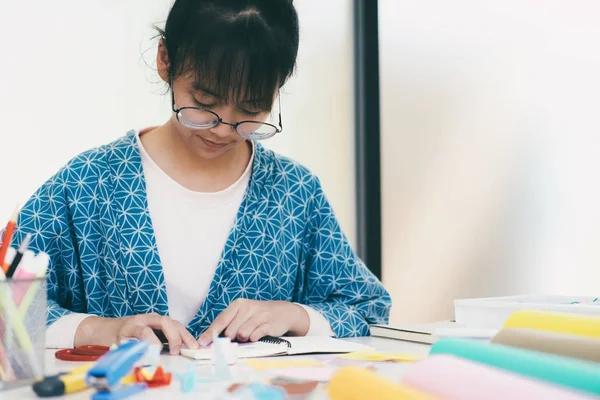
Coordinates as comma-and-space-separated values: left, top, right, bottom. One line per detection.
402, 355, 594, 400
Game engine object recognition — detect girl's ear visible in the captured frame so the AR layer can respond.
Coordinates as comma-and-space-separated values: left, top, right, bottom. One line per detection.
157, 38, 170, 83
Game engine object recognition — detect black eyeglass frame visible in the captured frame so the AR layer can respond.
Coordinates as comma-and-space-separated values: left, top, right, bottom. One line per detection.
171, 89, 283, 140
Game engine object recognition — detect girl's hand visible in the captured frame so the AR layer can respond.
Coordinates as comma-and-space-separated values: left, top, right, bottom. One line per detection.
75, 313, 199, 355
197, 299, 310, 346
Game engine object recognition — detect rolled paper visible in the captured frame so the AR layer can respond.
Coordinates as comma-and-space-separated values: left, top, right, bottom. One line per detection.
328, 366, 437, 400
504, 310, 600, 339
403, 354, 594, 400
493, 328, 600, 363
430, 338, 600, 396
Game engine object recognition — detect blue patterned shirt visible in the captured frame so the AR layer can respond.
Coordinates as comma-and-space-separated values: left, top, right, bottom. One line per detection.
10, 131, 391, 338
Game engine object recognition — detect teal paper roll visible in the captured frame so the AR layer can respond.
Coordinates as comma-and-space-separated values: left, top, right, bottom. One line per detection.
430, 338, 600, 396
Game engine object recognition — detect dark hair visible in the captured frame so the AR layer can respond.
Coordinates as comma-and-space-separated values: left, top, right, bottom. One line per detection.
157, 0, 299, 110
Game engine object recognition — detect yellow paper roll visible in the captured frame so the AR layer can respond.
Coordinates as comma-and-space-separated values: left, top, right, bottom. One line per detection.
328, 367, 437, 400
504, 310, 600, 339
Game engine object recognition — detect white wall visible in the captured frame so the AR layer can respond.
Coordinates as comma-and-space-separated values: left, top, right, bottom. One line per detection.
380, 0, 600, 323
0, 1, 356, 245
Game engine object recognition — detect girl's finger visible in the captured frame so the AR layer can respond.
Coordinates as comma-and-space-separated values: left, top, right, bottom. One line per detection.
249, 323, 272, 342
224, 308, 254, 341
198, 302, 241, 346
119, 324, 161, 345
236, 312, 270, 342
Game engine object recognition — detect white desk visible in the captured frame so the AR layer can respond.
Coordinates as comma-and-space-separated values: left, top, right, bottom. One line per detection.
5, 337, 430, 399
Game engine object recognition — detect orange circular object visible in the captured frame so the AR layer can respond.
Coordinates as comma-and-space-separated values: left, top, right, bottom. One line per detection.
55, 345, 110, 362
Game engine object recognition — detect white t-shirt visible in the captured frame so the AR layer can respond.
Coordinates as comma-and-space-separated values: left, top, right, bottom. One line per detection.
45, 132, 333, 348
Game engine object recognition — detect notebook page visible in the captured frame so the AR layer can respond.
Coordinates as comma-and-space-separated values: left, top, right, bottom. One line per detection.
180, 341, 288, 360
285, 337, 374, 355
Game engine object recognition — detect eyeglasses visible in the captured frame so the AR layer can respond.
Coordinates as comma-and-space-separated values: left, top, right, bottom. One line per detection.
171, 89, 283, 140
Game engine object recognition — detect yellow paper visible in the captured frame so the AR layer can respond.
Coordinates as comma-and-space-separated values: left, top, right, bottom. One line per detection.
337, 351, 423, 362
246, 359, 323, 371
504, 310, 600, 340
328, 367, 438, 400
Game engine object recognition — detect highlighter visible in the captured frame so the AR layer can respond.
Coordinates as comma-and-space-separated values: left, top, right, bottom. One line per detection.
32, 363, 94, 397
33, 372, 89, 397
32, 363, 137, 397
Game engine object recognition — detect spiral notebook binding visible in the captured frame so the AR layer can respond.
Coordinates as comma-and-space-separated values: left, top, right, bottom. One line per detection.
259, 336, 292, 348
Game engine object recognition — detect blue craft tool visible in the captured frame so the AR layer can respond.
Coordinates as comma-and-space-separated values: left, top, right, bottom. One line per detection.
87, 340, 149, 399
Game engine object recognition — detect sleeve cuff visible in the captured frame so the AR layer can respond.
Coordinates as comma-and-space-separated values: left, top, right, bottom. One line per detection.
298, 304, 335, 337
45, 313, 93, 349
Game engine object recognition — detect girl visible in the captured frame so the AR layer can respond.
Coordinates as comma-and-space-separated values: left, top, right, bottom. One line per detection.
9, 0, 391, 355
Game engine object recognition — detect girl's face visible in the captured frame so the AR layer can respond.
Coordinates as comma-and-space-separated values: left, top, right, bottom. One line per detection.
169, 74, 274, 160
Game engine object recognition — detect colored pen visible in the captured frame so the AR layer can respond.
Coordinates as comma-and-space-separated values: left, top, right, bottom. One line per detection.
7, 233, 31, 278
1, 247, 16, 272
0, 337, 16, 381
0, 267, 43, 378
0, 207, 19, 271
0, 268, 18, 381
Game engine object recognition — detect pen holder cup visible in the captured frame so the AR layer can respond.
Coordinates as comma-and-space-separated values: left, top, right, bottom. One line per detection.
0, 277, 46, 387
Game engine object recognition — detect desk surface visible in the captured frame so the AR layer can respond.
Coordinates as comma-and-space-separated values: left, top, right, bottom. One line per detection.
5, 337, 430, 399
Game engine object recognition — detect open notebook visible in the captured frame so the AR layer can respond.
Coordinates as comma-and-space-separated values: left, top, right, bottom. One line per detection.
180, 336, 373, 360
